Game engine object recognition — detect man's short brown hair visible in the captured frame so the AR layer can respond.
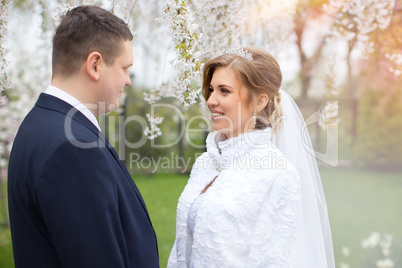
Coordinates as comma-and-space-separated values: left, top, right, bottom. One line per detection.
52, 5, 133, 78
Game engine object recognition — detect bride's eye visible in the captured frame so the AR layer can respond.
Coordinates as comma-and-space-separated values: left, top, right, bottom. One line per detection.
209, 87, 214, 93
221, 88, 230, 94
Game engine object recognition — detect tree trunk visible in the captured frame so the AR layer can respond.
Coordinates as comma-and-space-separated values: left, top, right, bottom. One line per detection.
300, 62, 312, 100
293, 5, 327, 100
347, 45, 358, 145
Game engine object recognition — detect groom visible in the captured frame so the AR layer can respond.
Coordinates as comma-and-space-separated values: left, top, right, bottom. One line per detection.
8, 5, 159, 268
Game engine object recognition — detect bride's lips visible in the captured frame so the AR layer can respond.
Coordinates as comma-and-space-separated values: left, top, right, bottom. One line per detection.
211, 110, 224, 120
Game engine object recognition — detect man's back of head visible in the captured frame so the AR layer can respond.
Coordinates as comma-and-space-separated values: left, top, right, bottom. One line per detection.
52, 5, 133, 80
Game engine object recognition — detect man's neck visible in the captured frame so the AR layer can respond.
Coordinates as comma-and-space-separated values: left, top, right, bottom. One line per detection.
45, 85, 101, 131
51, 77, 99, 117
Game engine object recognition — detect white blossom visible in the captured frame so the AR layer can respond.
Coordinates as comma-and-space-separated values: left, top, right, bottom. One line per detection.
379, 234, 393, 257
325, 0, 395, 59
376, 258, 395, 268
144, 113, 164, 140
341, 246, 350, 257
155, 0, 202, 106
385, 53, 402, 76
361, 232, 381, 248
386, 53, 402, 66
361, 232, 397, 267
191, 0, 249, 61
0, 95, 5, 106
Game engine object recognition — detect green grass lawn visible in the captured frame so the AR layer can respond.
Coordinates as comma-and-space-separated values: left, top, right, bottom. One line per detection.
320, 168, 402, 267
133, 173, 188, 267
1, 168, 401, 267
0, 228, 13, 268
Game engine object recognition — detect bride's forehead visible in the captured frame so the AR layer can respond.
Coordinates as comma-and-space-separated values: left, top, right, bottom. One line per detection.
211, 68, 241, 86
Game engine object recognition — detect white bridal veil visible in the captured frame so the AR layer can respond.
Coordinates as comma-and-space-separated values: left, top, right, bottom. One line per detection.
274, 89, 335, 268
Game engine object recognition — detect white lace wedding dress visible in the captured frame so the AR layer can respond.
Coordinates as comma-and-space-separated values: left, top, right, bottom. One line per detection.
167, 129, 302, 267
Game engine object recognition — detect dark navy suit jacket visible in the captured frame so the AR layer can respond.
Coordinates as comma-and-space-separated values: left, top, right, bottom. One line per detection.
8, 93, 159, 268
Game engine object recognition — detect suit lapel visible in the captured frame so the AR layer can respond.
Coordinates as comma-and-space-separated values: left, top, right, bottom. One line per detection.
35, 93, 152, 223
101, 133, 152, 221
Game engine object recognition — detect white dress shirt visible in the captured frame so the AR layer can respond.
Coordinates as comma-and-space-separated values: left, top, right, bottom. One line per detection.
45, 85, 101, 131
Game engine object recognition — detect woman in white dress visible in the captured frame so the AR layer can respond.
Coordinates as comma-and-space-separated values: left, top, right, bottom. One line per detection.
168, 47, 335, 268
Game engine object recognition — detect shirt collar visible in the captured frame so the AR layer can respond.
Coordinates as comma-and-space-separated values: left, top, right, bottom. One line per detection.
45, 85, 101, 131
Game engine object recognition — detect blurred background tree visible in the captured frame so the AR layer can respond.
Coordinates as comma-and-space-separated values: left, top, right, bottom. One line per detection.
354, 2, 402, 170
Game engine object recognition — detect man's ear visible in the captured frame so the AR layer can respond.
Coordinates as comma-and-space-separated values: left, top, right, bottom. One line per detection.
86, 51, 102, 81
256, 94, 269, 112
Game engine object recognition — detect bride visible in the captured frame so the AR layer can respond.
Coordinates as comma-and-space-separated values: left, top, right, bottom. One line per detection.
167, 47, 335, 267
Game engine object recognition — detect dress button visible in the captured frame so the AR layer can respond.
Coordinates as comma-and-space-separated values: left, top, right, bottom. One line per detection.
216, 166, 224, 172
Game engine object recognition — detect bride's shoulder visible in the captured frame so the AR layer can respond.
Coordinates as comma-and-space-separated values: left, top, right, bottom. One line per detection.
251, 146, 300, 185
269, 161, 301, 196
192, 152, 209, 168
187, 152, 212, 180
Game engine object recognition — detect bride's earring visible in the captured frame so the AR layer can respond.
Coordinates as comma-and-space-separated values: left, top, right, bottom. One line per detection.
253, 109, 257, 128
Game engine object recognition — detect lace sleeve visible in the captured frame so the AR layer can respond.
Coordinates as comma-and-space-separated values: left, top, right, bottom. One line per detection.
248, 169, 302, 267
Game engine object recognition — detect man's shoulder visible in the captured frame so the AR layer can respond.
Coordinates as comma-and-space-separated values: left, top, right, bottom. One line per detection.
16, 103, 101, 151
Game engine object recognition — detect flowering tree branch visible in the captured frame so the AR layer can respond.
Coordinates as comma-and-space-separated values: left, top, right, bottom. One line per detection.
144, 0, 250, 139
0, 0, 10, 106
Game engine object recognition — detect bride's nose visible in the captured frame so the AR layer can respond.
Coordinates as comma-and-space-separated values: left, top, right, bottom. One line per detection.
207, 91, 218, 107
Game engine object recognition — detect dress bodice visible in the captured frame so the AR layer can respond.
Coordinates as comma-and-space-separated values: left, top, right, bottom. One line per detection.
188, 193, 205, 237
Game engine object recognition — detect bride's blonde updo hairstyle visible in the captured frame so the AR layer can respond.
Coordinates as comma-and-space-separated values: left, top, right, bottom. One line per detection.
202, 47, 283, 133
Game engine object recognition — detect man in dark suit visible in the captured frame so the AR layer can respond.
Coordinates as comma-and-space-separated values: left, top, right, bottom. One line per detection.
8, 6, 159, 268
